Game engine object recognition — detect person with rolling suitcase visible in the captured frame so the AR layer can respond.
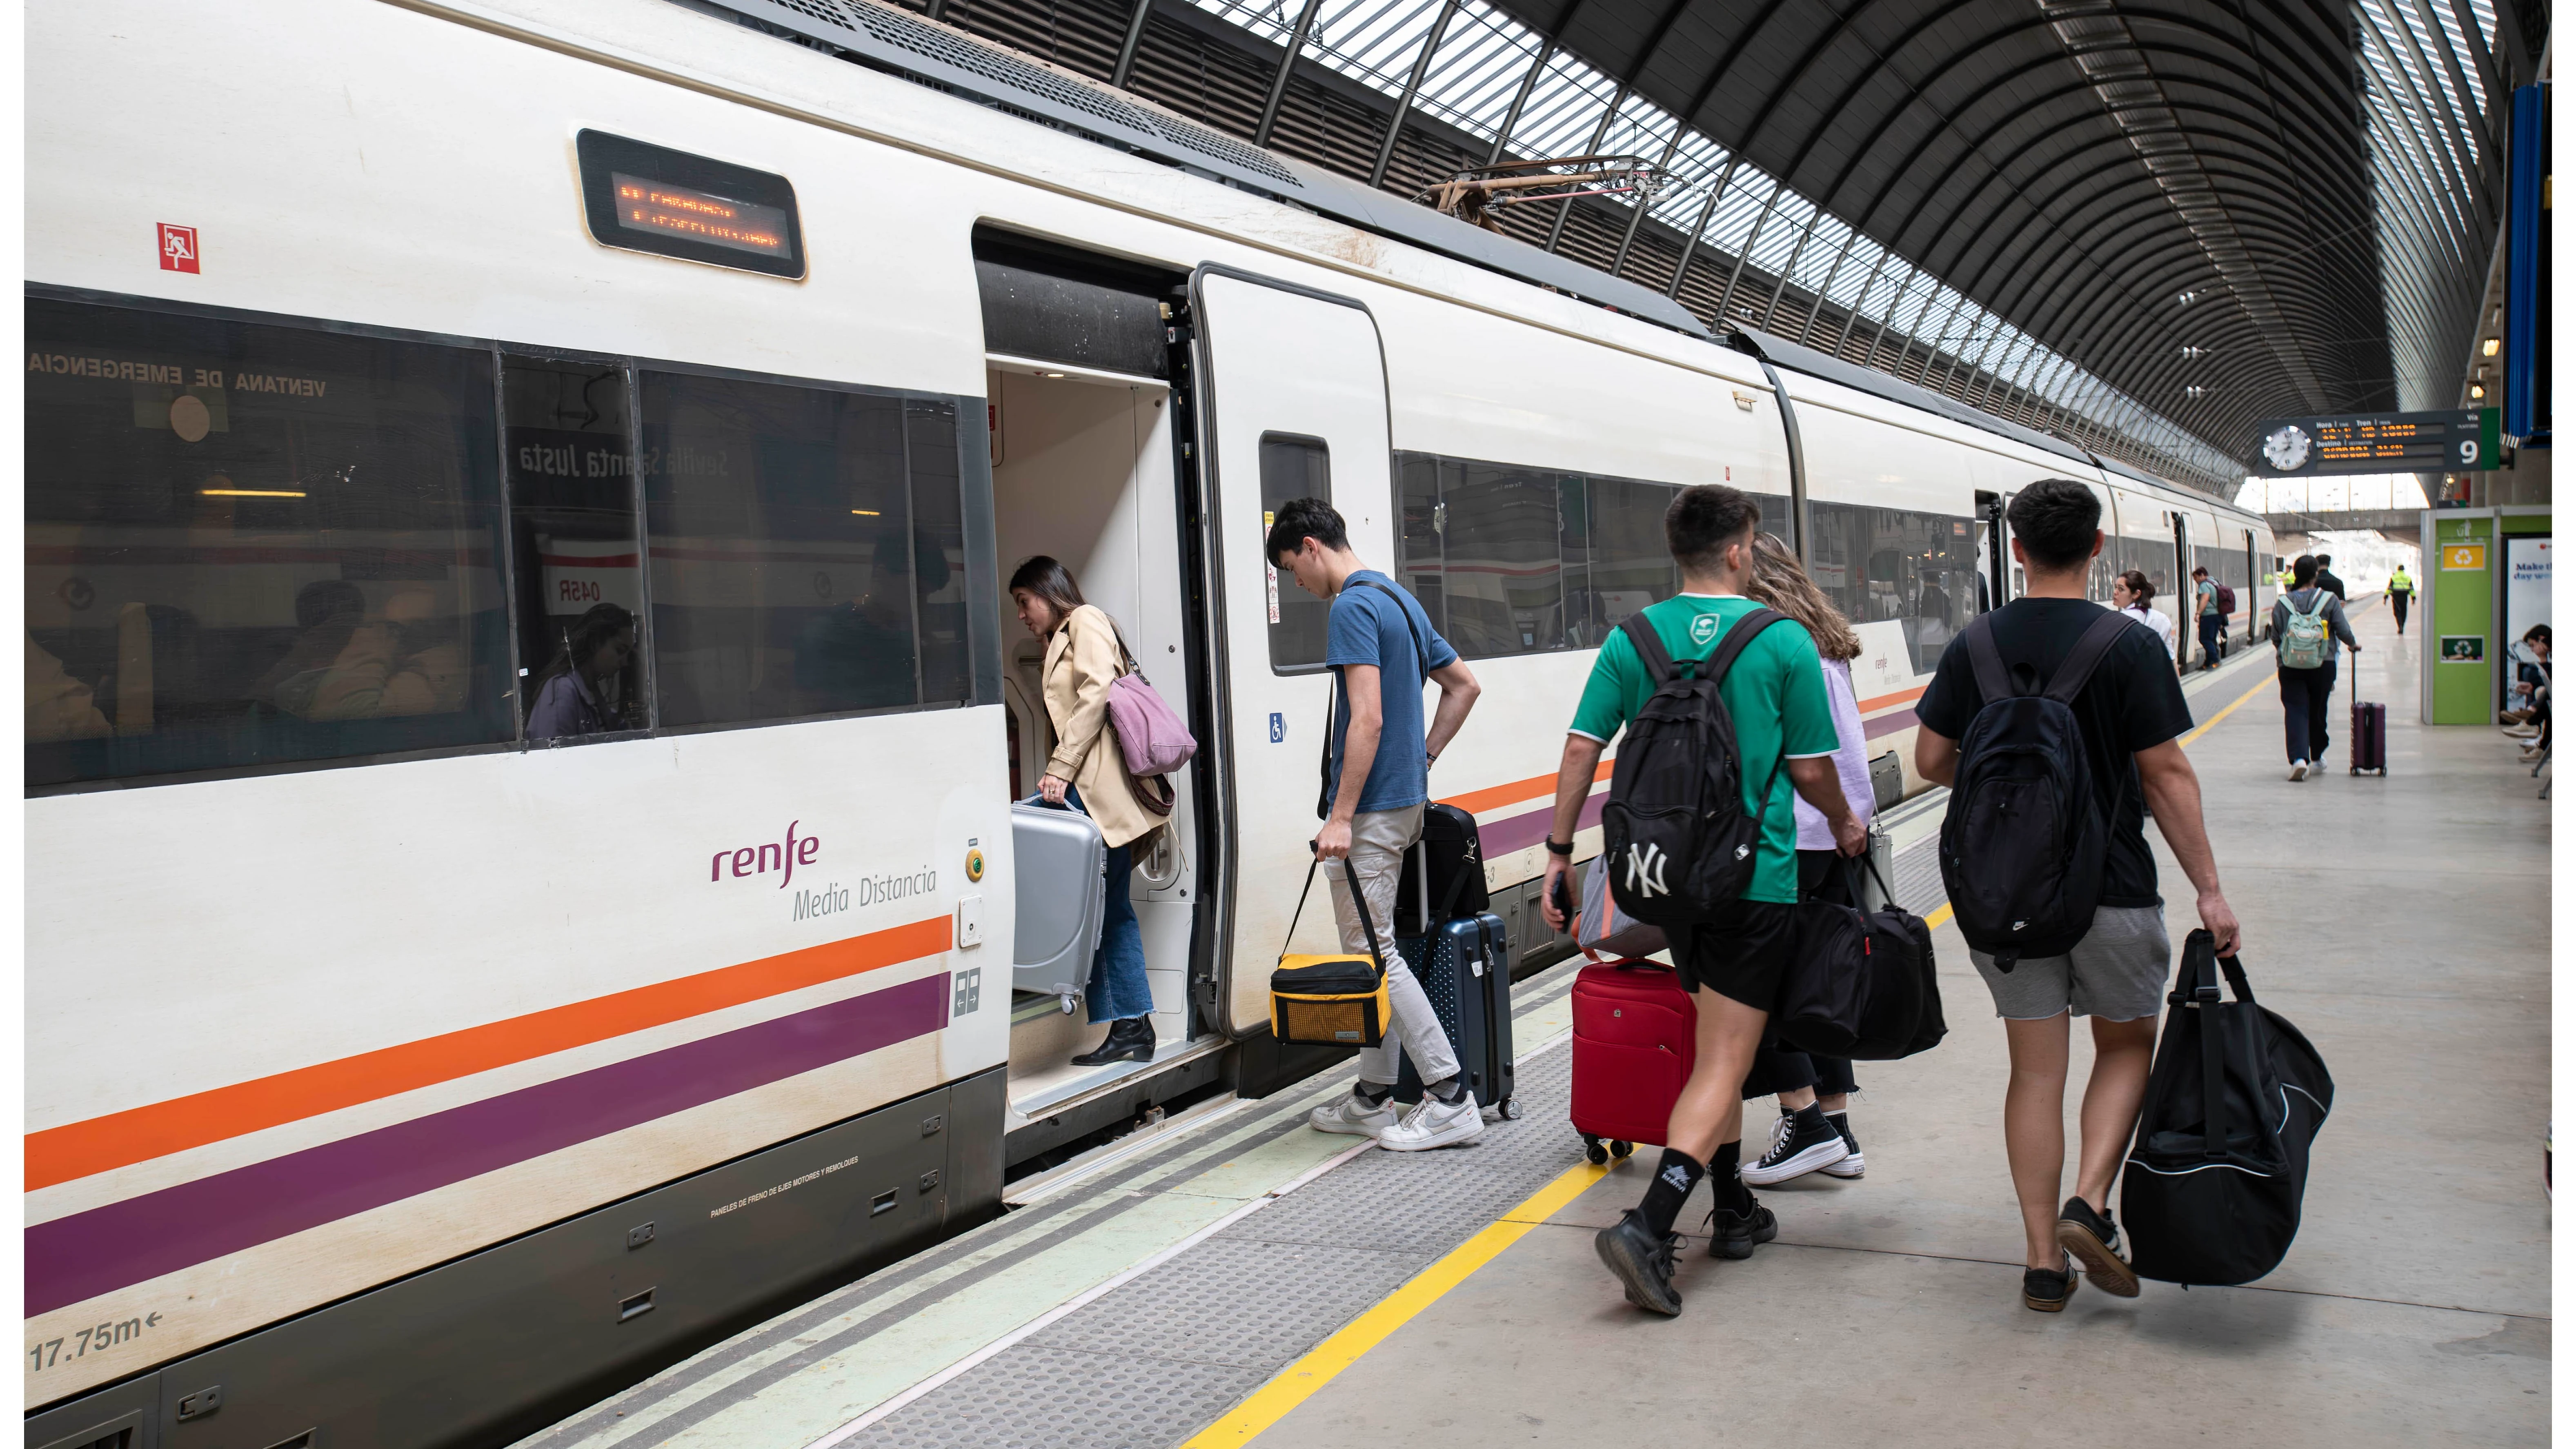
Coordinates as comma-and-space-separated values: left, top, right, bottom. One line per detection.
1914, 479, 2244, 1313
1266, 499, 1489, 1152
1394, 803, 1513, 1118
1535, 484, 1866, 1317
2271, 555, 2359, 782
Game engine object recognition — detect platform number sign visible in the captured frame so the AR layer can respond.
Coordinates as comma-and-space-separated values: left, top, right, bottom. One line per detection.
2249, 408, 2498, 476
156, 223, 198, 274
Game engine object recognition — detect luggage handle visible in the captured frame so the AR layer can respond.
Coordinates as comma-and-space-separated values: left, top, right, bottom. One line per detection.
2170, 928, 2256, 1163
1280, 842, 1388, 982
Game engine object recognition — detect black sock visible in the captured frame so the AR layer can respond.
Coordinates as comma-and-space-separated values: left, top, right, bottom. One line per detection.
1710, 1140, 1751, 1213
1638, 1148, 1704, 1236
1355, 1083, 1393, 1106
1427, 1075, 1466, 1105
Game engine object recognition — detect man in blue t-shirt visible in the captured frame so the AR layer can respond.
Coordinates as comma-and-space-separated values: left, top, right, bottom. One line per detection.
1267, 498, 1486, 1151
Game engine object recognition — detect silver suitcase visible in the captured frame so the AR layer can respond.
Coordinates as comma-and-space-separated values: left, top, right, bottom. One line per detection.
1012, 798, 1108, 1011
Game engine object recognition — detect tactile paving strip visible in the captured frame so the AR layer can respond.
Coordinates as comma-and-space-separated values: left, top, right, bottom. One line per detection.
1890, 831, 1945, 915
855, 1049, 1584, 1448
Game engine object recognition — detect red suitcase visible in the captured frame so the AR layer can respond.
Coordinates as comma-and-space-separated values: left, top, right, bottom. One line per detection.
1570, 959, 1697, 1164
2350, 700, 2387, 775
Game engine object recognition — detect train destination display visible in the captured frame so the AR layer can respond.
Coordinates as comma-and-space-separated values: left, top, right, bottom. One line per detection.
2250, 407, 2499, 476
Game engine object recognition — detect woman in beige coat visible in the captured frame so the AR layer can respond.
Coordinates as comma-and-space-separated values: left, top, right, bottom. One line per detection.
1012, 555, 1161, 1066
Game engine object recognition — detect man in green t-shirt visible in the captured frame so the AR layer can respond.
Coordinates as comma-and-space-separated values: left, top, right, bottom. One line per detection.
1533, 483, 1864, 1318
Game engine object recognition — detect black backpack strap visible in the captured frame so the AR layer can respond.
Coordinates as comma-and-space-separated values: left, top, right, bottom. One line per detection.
1619, 612, 1680, 685
1701, 606, 1788, 686
1962, 613, 2015, 702
2042, 609, 2138, 706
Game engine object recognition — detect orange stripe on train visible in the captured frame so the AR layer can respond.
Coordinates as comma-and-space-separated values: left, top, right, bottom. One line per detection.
24, 915, 952, 1192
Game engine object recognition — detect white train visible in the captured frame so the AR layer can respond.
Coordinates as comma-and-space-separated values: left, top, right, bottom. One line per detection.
22, 0, 2276, 1439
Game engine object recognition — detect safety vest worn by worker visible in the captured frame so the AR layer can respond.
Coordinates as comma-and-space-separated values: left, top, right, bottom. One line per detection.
2388, 568, 2414, 596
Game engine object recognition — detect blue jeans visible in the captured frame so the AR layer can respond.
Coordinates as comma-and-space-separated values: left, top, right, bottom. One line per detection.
1066, 788, 1154, 1024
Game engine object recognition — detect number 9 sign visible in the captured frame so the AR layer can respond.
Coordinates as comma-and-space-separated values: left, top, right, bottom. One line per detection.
2460, 438, 2482, 466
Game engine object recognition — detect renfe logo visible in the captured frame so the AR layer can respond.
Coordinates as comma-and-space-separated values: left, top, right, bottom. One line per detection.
713, 821, 820, 888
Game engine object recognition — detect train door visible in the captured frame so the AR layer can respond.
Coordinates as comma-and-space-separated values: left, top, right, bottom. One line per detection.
1186, 267, 1395, 1044
1975, 491, 2006, 611
2171, 511, 2191, 668
973, 233, 1211, 1129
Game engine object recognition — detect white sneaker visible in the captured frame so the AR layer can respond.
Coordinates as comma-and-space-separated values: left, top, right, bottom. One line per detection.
1376, 1092, 1485, 1151
2289, 760, 2310, 781
1309, 1092, 1400, 1136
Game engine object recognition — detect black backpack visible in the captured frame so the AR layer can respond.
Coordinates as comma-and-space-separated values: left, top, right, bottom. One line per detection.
1935, 609, 2132, 971
2122, 930, 2334, 1286
1600, 607, 1789, 928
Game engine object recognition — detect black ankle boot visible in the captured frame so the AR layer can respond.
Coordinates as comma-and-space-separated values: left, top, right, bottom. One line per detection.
1071, 1015, 1155, 1066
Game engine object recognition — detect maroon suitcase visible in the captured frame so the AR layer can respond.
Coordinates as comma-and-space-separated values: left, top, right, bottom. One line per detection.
2350, 701, 2387, 775
1570, 959, 1696, 1164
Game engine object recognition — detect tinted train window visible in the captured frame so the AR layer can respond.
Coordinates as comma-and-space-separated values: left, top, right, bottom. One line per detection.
642, 372, 963, 728
25, 299, 509, 787
1259, 434, 1331, 672
1583, 477, 1681, 641
1441, 461, 1567, 657
908, 401, 971, 705
1397, 454, 1444, 635
504, 357, 645, 742
1805, 502, 1977, 673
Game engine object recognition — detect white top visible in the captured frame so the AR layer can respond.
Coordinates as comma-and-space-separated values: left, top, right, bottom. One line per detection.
2122, 603, 2177, 652
1793, 654, 1876, 850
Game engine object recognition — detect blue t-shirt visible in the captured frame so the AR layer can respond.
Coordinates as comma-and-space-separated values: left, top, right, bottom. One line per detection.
1326, 570, 1459, 814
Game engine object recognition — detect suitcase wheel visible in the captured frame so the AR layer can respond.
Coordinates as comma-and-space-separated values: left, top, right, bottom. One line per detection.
1582, 1133, 1609, 1166
1610, 1140, 1635, 1160
1498, 1097, 1522, 1121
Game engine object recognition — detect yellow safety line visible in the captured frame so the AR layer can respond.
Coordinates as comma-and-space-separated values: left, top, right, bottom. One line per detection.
1909, 667, 2279, 941
1181, 1160, 1609, 1447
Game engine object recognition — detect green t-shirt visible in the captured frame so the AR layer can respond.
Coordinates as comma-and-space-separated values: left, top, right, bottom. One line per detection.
1568, 595, 1840, 904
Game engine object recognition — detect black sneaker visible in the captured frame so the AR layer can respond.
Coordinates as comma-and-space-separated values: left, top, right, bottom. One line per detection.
1818, 1112, 1865, 1179
1706, 1195, 1778, 1260
1741, 1107, 1851, 1185
2022, 1263, 2079, 1312
2055, 1196, 2140, 1297
1594, 1209, 1683, 1316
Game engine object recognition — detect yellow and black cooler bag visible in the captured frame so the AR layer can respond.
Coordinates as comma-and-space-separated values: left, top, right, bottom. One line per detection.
1268, 856, 1393, 1048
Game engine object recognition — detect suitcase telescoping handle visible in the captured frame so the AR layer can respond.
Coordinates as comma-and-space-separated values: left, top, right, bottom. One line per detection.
1280, 841, 1388, 981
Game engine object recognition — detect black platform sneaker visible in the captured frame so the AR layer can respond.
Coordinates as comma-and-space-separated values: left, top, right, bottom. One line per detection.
1595, 1209, 1684, 1316
1818, 1112, 1865, 1179
1741, 1106, 1851, 1185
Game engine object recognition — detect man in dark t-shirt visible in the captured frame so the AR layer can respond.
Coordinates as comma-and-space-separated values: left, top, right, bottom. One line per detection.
1915, 478, 2243, 1315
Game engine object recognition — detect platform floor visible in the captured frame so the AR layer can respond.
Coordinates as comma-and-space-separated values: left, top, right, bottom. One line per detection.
521, 596, 2550, 1449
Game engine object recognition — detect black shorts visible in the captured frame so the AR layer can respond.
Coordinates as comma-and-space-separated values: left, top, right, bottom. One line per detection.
1675, 899, 1801, 1011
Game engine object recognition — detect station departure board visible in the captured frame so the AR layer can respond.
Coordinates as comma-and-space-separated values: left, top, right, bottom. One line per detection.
2250, 407, 2499, 476
576, 130, 805, 280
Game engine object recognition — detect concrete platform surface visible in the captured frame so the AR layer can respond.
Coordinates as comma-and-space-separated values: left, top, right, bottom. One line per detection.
1252, 597, 2551, 1448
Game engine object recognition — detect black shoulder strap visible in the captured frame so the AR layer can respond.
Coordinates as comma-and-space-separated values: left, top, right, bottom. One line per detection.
1619, 612, 1679, 686
1702, 607, 1787, 686
1348, 578, 1431, 675
1962, 613, 2014, 702
2042, 609, 2138, 706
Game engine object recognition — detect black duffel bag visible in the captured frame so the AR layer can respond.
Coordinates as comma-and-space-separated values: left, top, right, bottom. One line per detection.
1774, 855, 1946, 1061
2122, 930, 2334, 1287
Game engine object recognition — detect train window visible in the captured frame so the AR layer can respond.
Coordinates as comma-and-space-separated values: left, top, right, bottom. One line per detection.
25, 298, 512, 788
1441, 461, 1568, 657
909, 400, 972, 705
504, 358, 646, 742
1259, 433, 1331, 672
641, 371, 956, 728
1397, 454, 1446, 634
1584, 476, 1680, 640
1805, 502, 1977, 673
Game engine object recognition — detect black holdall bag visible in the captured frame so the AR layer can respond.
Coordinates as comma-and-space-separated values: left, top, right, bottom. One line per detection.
1395, 801, 1490, 935
2122, 929, 2334, 1287
1600, 608, 1790, 928
1775, 855, 1947, 1061
1935, 609, 2133, 972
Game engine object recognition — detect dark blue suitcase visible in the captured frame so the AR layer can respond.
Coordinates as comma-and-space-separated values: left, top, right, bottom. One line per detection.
1393, 912, 1518, 1118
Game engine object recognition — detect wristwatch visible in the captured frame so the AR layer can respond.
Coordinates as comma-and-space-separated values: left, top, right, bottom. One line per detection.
1545, 838, 1574, 857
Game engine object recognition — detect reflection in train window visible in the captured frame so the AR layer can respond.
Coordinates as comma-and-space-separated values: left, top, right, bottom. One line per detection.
504, 357, 645, 742
24, 298, 511, 787
1803, 502, 1978, 674
641, 372, 962, 728
1439, 461, 1568, 657
1259, 434, 1332, 672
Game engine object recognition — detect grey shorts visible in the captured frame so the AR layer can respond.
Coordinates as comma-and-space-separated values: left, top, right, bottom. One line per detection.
1968, 905, 2171, 1022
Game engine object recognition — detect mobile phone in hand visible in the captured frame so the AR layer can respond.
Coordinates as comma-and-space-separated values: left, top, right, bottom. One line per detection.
1548, 870, 1575, 924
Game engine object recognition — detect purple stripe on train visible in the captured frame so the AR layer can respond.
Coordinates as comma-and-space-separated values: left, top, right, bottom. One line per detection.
1862, 707, 1920, 740
26, 972, 949, 1317
1475, 790, 1607, 859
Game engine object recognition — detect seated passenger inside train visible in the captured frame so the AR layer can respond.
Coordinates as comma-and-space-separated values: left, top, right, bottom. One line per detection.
525, 601, 638, 740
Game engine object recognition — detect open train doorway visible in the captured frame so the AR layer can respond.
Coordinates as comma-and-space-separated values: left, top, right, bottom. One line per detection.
974, 230, 1218, 1151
